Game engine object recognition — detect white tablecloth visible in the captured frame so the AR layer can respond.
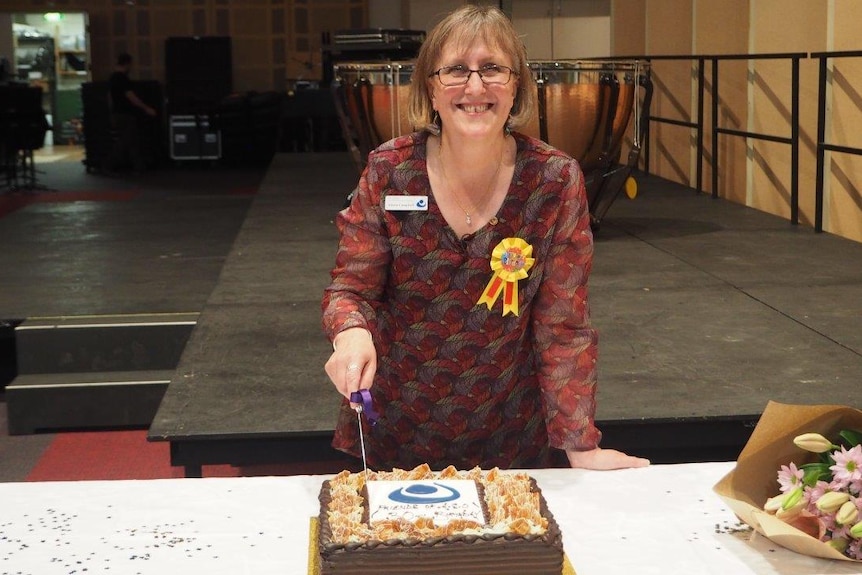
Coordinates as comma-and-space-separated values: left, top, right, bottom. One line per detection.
1, 462, 859, 574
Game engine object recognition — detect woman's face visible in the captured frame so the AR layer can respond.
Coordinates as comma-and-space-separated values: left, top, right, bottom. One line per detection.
430, 40, 517, 142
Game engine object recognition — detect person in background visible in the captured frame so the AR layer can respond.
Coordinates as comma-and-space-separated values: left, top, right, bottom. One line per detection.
322, 4, 649, 472
108, 52, 156, 172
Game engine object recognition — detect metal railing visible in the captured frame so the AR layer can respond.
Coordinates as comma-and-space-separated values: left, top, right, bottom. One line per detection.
810, 50, 862, 232
710, 53, 805, 224
633, 53, 804, 224
638, 55, 707, 193
637, 51, 862, 233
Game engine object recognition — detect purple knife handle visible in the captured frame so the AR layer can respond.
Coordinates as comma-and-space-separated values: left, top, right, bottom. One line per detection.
350, 389, 379, 426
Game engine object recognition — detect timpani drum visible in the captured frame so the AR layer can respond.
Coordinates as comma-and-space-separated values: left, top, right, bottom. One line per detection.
332, 61, 415, 169
525, 60, 652, 227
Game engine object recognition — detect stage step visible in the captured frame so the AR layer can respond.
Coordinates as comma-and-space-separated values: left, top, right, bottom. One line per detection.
14, 313, 198, 374
5, 371, 174, 435
5, 313, 197, 435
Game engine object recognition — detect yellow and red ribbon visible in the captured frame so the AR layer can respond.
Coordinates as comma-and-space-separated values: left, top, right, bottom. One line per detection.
477, 238, 535, 316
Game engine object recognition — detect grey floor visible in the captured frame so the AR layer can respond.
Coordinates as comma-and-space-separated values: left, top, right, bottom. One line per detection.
3, 148, 862, 477
592, 183, 862, 420
0, 157, 260, 318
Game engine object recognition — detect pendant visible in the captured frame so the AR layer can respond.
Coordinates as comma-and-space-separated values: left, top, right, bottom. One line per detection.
465, 214, 472, 225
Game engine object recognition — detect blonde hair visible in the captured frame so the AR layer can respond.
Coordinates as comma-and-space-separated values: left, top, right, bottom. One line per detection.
407, 4, 535, 133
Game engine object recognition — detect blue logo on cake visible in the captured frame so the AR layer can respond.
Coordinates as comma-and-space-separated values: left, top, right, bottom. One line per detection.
367, 479, 484, 526
388, 482, 460, 504
416, 198, 427, 208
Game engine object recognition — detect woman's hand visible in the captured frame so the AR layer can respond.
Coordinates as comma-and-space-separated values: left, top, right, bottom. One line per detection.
566, 447, 651, 470
324, 328, 377, 401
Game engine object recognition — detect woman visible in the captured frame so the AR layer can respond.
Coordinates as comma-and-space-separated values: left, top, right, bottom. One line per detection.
323, 4, 648, 471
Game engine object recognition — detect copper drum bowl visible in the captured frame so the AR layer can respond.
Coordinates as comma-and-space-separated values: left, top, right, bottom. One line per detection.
524, 60, 652, 226
332, 61, 415, 167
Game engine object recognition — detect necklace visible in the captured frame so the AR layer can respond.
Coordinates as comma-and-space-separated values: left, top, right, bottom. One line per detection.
438, 139, 504, 228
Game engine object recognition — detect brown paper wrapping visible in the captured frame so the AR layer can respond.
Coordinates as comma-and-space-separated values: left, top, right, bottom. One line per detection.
713, 400, 862, 562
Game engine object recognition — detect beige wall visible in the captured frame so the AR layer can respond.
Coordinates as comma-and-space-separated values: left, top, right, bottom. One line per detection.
826, 0, 862, 242
612, 0, 862, 243
749, 0, 823, 228
512, 0, 611, 60
641, 0, 694, 186
610, 0, 645, 57
695, 0, 748, 206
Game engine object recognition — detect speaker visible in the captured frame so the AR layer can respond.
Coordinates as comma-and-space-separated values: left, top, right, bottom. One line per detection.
165, 36, 232, 115
0, 84, 49, 151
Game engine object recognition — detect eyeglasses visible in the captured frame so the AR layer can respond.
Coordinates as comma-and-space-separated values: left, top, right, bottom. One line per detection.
428, 64, 517, 87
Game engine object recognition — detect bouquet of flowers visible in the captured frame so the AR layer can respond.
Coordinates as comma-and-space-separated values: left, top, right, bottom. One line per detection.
762, 429, 862, 559
714, 401, 862, 562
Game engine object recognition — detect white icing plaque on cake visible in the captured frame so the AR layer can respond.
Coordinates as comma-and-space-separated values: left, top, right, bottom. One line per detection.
366, 480, 485, 526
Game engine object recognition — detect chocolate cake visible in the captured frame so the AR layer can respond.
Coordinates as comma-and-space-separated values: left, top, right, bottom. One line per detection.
317, 464, 564, 575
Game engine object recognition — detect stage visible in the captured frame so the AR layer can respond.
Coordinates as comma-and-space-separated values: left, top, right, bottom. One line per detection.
148, 152, 862, 474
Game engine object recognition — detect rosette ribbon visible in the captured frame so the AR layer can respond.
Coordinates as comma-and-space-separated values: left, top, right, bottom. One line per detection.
477, 237, 535, 316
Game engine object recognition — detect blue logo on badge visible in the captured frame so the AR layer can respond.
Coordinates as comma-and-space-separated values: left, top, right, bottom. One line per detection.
388, 482, 460, 504
416, 198, 427, 208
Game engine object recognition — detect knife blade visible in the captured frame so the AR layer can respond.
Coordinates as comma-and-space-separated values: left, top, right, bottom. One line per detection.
353, 403, 369, 482
350, 389, 378, 482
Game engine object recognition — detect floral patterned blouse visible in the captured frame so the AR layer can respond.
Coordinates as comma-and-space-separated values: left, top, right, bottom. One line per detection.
322, 130, 600, 470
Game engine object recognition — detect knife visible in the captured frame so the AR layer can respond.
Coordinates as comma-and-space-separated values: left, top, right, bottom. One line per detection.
350, 390, 379, 482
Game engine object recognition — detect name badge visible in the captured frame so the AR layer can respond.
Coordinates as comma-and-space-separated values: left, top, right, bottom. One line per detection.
385, 195, 428, 211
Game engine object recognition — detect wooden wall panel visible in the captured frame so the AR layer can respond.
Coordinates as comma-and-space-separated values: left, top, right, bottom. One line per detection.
610, 0, 645, 57
231, 7, 268, 36
646, 0, 691, 54
750, 0, 824, 226
149, 8, 194, 39
644, 0, 694, 187
695, 0, 748, 204
825, 0, 862, 242
712, 59, 749, 205
407, 0, 464, 32
607, 1, 645, 176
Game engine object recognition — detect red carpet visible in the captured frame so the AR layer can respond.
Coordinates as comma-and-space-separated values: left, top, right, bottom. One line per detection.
25, 430, 237, 482
25, 430, 352, 481
0, 190, 138, 219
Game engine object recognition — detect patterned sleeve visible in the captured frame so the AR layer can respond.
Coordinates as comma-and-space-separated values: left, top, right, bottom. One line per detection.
321, 152, 393, 343
531, 156, 602, 452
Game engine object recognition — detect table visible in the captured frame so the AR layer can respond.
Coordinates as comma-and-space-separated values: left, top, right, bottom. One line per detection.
1, 462, 859, 574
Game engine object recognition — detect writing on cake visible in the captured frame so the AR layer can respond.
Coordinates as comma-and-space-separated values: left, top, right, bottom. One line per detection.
367, 480, 485, 526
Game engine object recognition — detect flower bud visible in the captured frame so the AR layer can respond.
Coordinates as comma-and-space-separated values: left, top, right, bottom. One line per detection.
793, 433, 836, 453
776, 504, 805, 521
828, 538, 848, 553
775, 487, 807, 520
816, 491, 851, 513
836, 501, 859, 526
764, 494, 786, 513
782, 487, 805, 511
850, 521, 862, 538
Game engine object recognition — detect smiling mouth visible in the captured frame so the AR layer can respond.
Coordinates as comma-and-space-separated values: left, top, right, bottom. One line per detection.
459, 103, 493, 113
